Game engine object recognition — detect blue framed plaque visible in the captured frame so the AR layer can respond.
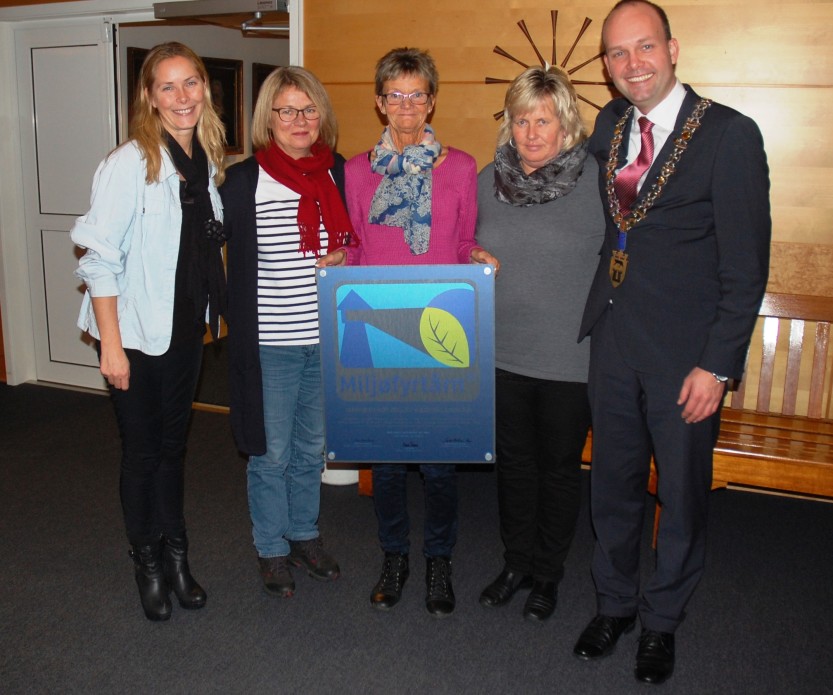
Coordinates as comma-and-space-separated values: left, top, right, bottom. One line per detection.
317, 264, 495, 463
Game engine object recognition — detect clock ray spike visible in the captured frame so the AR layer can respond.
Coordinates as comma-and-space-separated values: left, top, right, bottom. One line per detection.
493, 45, 528, 69
551, 10, 559, 67
561, 17, 592, 69
517, 19, 547, 67
568, 51, 605, 75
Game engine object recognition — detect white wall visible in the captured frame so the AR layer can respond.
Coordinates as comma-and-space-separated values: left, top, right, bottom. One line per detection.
0, 1, 303, 385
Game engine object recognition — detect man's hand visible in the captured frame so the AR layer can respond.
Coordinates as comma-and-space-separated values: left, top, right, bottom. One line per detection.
677, 367, 726, 424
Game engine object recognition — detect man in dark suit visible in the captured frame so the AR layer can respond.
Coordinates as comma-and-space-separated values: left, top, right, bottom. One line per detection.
573, 0, 771, 685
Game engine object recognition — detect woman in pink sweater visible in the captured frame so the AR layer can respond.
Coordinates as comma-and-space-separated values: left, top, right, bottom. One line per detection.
318, 47, 497, 617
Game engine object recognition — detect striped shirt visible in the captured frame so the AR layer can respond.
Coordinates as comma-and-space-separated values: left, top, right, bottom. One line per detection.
255, 166, 327, 346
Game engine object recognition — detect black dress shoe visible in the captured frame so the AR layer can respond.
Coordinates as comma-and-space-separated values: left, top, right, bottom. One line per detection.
370, 552, 409, 610
635, 629, 675, 684
522, 580, 556, 622
425, 556, 455, 618
573, 614, 636, 660
479, 567, 533, 608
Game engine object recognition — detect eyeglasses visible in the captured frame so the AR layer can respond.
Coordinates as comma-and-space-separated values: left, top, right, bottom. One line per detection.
271, 106, 320, 122
379, 91, 431, 106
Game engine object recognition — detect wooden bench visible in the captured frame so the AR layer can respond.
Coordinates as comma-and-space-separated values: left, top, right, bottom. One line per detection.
361, 292, 833, 501
582, 291, 833, 501
710, 292, 833, 496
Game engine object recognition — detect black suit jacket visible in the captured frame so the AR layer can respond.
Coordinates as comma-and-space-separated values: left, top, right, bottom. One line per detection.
578, 87, 771, 380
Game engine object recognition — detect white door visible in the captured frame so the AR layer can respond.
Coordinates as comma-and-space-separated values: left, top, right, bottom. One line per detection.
15, 21, 117, 389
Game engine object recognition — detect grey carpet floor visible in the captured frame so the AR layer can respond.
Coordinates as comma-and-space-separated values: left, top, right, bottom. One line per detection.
1, 382, 832, 694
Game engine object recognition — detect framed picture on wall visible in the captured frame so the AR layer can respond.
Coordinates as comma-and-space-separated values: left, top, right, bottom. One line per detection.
124, 48, 243, 155
125, 46, 148, 130
252, 62, 279, 111
203, 56, 243, 155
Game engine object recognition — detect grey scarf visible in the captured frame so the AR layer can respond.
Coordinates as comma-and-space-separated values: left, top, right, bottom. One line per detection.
493, 139, 588, 207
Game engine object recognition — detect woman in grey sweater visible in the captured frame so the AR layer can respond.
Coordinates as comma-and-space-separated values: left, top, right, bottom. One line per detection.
475, 66, 604, 622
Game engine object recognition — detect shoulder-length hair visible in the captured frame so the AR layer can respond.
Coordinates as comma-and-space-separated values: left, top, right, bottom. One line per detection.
497, 66, 586, 150
251, 66, 338, 152
130, 42, 227, 185
374, 47, 439, 96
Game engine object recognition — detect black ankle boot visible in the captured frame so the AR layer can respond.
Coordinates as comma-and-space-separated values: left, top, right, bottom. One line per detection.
129, 540, 172, 621
163, 532, 207, 610
425, 555, 455, 618
370, 552, 409, 610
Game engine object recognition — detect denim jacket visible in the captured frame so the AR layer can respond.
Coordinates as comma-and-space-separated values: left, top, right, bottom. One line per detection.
72, 140, 223, 355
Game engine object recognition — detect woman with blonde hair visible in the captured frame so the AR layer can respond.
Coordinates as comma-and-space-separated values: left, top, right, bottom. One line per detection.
72, 42, 227, 621
475, 65, 603, 622
222, 66, 350, 597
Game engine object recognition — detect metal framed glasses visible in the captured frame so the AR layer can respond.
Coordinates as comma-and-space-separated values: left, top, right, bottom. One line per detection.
379, 91, 431, 106
271, 106, 320, 122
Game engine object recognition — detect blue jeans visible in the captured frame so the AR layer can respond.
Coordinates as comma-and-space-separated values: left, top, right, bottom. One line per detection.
372, 464, 458, 557
247, 345, 325, 558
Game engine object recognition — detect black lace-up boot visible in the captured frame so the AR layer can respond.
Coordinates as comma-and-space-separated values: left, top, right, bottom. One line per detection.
425, 555, 455, 618
370, 552, 409, 610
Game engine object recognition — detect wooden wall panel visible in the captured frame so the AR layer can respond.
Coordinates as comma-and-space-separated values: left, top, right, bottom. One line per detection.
306, 0, 833, 296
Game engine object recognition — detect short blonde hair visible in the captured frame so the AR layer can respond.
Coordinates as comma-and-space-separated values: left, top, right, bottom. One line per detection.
251, 66, 338, 151
497, 66, 586, 150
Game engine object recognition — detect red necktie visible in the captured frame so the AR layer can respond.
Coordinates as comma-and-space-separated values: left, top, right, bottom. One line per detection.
615, 116, 654, 215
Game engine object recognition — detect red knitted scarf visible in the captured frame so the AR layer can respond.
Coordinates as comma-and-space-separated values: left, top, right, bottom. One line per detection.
255, 140, 352, 256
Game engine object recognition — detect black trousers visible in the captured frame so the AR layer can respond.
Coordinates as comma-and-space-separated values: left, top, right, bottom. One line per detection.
587, 307, 718, 633
107, 335, 203, 545
495, 369, 591, 582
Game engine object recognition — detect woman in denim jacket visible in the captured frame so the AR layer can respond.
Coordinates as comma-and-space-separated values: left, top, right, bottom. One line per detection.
72, 42, 226, 622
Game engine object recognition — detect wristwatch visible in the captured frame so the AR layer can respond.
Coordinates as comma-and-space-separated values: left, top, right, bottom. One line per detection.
711, 372, 729, 383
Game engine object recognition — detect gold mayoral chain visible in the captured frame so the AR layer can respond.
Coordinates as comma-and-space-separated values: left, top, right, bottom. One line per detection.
605, 98, 712, 287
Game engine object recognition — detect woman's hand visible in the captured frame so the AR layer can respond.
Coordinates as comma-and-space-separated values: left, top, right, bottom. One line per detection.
316, 249, 347, 268
91, 295, 130, 390
470, 247, 501, 275
99, 343, 131, 391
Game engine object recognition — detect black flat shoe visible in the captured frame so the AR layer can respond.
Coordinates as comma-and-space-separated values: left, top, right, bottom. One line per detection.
635, 629, 675, 684
573, 614, 636, 660
522, 580, 556, 622
479, 567, 533, 608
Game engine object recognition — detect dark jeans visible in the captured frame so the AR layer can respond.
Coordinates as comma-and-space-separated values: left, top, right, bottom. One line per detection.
372, 463, 458, 557
107, 336, 203, 545
495, 369, 591, 582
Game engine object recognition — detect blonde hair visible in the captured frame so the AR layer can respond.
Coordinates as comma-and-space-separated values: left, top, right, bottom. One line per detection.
497, 66, 586, 150
130, 42, 227, 185
251, 66, 338, 152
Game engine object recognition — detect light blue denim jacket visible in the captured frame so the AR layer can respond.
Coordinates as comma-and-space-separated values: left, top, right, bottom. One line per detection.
72, 140, 223, 355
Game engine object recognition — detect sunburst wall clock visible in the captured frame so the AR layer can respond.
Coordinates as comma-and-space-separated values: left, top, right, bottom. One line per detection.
485, 9, 615, 119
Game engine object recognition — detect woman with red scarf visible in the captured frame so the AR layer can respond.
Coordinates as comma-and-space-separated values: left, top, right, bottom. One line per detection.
221, 67, 352, 598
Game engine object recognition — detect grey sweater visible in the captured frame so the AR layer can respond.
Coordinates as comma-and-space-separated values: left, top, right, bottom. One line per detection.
475, 155, 605, 383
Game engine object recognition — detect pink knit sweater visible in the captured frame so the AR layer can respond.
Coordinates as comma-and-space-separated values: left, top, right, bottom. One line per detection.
343, 147, 480, 266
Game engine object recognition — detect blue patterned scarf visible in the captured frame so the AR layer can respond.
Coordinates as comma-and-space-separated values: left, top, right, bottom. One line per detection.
368, 125, 442, 255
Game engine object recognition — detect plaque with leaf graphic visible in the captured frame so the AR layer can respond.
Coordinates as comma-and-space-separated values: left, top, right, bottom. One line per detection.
317, 265, 495, 463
